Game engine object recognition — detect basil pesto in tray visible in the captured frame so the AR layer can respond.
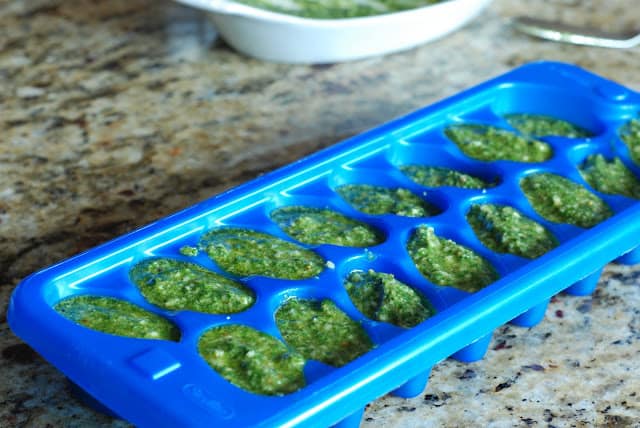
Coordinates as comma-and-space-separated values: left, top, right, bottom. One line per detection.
10, 62, 640, 428
55, 296, 180, 341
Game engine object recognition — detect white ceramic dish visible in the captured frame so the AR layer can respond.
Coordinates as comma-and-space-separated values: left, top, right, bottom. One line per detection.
174, 0, 493, 63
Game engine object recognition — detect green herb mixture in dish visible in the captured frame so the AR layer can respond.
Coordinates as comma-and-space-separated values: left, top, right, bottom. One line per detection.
198, 324, 306, 396
401, 165, 495, 189
579, 154, 640, 199
337, 184, 440, 217
620, 118, 640, 165
466, 204, 558, 259
504, 114, 592, 138
130, 258, 255, 314
276, 298, 373, 367
55, 295, 180, 341
520, 173, 612, 228
236, 0, 442, 19
271, 206, 384, 247
407, 226, 498, 293
445, 124, 552, 162
344, 270, 435, 328
200, 228, 325, 280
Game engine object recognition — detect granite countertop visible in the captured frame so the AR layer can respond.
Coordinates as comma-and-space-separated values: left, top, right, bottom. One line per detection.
1, 0, 640, 426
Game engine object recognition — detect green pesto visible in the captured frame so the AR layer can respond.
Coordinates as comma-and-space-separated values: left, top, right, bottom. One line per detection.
620, 118, 640, 165
200, 228, 325, 280
237, 0, 441, 19
179, 245, 199, 257
520, 173, 613, 228
466, 204, 558, 259
337, 184, 440, 217
271, 206, 384, 247
400, 165, 495, 189
579, 154, 640, 199
344, 270, 435, 328
504, 114, 592, 138
275, 299, 373, 367
406, 226, 498, 293
445, 124, 552, 162
130, 258, 255, 314
198, 325, 306, 396
54, 296, 179, 341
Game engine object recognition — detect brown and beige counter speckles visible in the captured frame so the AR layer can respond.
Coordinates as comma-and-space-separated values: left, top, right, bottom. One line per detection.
363, 265, 640, 426
1, 0, 640, 426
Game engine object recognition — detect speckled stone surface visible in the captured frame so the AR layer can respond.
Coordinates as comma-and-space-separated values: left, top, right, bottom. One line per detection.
1, 0, 640, 426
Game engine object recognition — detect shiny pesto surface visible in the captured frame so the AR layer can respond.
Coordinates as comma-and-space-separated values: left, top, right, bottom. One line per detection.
271, 206, 384, 247
445, 124, 552, 162
579, 154, 640, 199
237, 0, 441, 19
200, 228, 325, 279
400, 165, 495, 189
520, 173, 613, 228
276, 299, 373, 367
179, 245, 199, 257
130, 258, 255, 314
198, 324, 306, 396
344, 270, 435, 328
407, 226, 498, 292
620, 118, 640, 165
466, 204, 558, 259
504, 114, 592, 138
337, 184, 440, 217
54, 296, 180, 341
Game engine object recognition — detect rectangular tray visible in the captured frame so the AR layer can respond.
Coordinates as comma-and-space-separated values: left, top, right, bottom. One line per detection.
9, 61, 640, 428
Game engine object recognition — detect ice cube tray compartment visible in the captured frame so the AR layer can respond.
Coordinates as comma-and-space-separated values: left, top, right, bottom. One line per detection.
9, 62, 640, 428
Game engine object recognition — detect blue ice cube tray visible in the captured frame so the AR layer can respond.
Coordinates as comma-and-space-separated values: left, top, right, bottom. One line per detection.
9, 62, 640, 428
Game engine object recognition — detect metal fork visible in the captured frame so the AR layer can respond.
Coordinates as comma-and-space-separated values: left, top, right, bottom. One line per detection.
512, 16, 640, 49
